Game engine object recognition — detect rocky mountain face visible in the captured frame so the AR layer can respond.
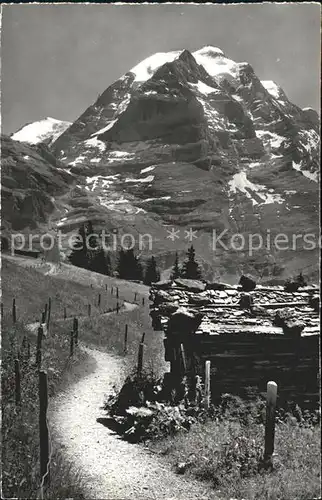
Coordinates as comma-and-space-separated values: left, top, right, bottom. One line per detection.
3, 46, 320, 281
1, 135, 73, 234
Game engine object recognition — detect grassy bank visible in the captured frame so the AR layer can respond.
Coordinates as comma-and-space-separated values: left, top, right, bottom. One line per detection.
1, 317, 88, 498
1, 258, 158, 498
148, 397, 320, 500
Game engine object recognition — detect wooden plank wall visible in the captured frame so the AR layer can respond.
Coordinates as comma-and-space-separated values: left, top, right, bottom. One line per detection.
165, 333, 320, 408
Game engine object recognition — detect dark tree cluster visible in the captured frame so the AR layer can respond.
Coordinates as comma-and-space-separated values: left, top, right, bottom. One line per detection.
69, 222, 111, 275
69, 222, 161, 284
170, 246, 203, 280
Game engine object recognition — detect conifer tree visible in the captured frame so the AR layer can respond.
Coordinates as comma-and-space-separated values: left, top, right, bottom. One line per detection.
116, 248, 143, 281
170, 252, 180, 280
180, 245, 202, 280
90, 247, 112, 275
144, 256, 160, 285
69, 224, 89, 268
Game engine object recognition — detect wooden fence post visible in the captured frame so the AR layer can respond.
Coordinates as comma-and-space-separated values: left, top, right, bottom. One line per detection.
134, 292, 137, 302
264, 381, 278, 466
41, 311, 46, 324
64, 307, 67, 320
1, 302, 4, 318
116, 302, 119, 314
124, 324, 128, 353
70, 331, 74, 357
111, 286, 113, 295
98, 293, 101, 307
142, 297, 145, 306
12, 298, 17, 324
15, 359, 21, 405
88, 304, 91, 317
44, 303, 48, 321
105, 283, 107, 291
47, 297, 51, 330
73, 317, 79, 346
38, 370, 50, 486
137, 341, 144, 378
205, 360, 211, 409
36, 326, 43, 369
116, 287, 119, 299
180, 343, 187, 374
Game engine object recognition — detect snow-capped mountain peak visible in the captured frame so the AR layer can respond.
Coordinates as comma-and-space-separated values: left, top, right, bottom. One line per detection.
129, 50, 183, 82
11, 117, 71, 145
3, 44, 319, 282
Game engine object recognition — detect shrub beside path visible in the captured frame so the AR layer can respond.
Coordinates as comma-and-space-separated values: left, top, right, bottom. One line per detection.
49, 345, 218, 500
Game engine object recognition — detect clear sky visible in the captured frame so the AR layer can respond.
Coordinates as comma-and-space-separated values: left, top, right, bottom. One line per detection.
1, 3, 320, 135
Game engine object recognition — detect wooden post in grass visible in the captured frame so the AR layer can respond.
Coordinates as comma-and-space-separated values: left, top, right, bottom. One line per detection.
116, 287, 119, 299
137, 335, 145, 378
264, 381, 278, 466
73, 317, 79, 346
124, 324, 128, 353
70, 331, 74, 357
88, 304, 91, 317
15, 359, 21, 405
12, 298, 17, 324
38, 370, 50, 485
41, 311, 46, 324
134, 292, 137, 302
36, 326, 43, 369
47, 298, 51, 330
205, 360, 211, 409
111, 286, 113, 295
98, 293, 101, 308
44, 303, 48, 321
105, 283, 107, 291
142, 297, 145, 306
116, 302, 120, 314
64, 307, 67, 320
180, 343, 187, 374
1, 302, 3, 318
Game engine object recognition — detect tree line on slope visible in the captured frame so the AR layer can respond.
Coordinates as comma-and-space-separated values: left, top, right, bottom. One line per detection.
69, 222, 203, 284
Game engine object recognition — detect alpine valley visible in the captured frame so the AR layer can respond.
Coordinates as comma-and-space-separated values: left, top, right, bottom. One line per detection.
2, 46, 320, 282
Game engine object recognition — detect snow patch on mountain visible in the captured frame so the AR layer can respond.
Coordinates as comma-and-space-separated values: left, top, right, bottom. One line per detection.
297, 129, 320, 154
292, 161, 318, 183
140, 165, 156, 174
141, 196, 171, 202
69, 155, 86, 167
84, 137, 106, 152
86, 175, 119, 191
130, 51, 182, 82
190, 80, 219, 95
11, 117, 71, 145
196, 96, 226, 131
110, 151, 132, 158
229, 171, 284, 205
261, 80, 280, 99
125, 175, 155, 183
193, 46, 239, 82
93, 120, 118, 136
255, 130, 286, 148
